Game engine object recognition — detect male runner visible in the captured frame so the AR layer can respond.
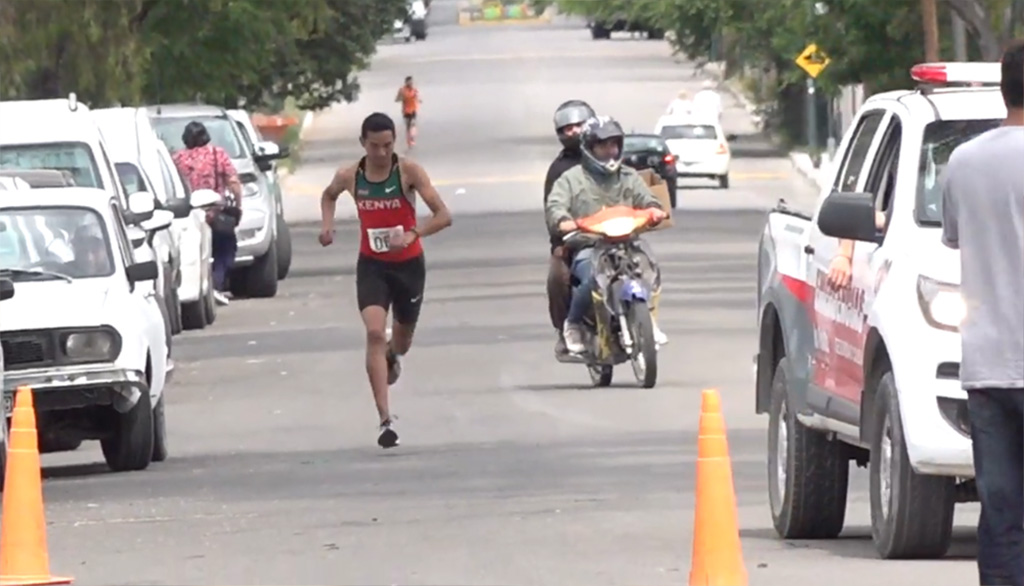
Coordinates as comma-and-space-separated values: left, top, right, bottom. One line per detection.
319, 112, 452, 448
395, 76, 421, 148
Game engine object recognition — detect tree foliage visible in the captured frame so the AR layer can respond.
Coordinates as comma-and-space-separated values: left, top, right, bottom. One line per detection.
0, 0, 407, 110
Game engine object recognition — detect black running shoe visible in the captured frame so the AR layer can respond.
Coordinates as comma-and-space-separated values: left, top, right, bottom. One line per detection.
378, 418, 400, 449
386, 348, 402, 385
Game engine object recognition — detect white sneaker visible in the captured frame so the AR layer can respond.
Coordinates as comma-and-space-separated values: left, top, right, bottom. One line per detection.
562, 321, 585, 354
653, 321, 669, 346
213, 291, 230, 306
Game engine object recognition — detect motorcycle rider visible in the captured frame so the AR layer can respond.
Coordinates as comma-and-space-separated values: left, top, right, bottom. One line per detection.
545, 116, 668, 355
544, 99, 596, 355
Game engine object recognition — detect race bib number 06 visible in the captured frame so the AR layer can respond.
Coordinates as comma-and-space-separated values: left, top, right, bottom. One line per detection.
367, 226, 404, 254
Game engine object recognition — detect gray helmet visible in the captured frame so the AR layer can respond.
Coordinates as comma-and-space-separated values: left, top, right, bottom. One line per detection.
579, 115, 625, 177
553, 100, 596, 150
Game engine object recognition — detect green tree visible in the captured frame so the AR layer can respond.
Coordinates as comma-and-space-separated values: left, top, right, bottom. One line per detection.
0, 0, 148, 104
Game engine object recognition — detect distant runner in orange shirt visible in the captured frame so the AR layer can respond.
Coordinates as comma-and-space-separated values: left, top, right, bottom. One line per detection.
395, 76, 421, 148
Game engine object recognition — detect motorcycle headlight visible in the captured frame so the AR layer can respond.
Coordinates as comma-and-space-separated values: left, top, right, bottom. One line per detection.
916, 275, 965, 332
61, 329, 121, 362
242, 182, 261, 198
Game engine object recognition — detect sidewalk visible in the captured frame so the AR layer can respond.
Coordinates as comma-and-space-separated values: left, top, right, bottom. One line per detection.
789, 151, 832, 192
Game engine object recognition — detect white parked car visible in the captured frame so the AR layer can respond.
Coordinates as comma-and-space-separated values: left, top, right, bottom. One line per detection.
93, 107, 218, 331
654, 114, 734, 188
0, 187, 184, 479
0, 95, 179, 339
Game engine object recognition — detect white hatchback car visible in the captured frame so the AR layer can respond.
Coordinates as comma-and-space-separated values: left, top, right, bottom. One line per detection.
654, 115, 734, 188
0, 187, 184, 478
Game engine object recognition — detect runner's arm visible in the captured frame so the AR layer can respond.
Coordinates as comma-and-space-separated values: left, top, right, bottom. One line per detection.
321, 167, 352, 232
405, 161, 451, 237
395, 89, 403, 102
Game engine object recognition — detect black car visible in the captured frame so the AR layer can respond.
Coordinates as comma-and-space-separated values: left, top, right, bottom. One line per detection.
622, 134, 678, 208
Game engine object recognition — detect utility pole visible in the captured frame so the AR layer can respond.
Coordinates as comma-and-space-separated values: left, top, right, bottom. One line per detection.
951, 12, 968, 61
921, 0, 941, 61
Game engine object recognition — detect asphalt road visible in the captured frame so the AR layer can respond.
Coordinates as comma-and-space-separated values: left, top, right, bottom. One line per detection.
30, 5, 981, 586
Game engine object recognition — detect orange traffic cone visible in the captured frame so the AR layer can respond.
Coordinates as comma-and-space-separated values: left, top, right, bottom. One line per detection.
688, 388, 747, 586
0, 387, 72, 586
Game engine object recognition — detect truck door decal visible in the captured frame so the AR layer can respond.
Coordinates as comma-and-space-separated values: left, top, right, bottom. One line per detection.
811, 268, 868, 402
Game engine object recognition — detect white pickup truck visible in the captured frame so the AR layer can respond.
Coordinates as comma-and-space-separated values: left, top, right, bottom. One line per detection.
754, 62, 1006, 560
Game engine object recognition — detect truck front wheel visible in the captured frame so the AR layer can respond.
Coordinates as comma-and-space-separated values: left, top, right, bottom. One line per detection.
868, 371, 955, 559
768, 357, 849, 538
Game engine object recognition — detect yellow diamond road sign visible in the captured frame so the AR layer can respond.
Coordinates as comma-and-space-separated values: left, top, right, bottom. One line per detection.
795, 43, 831, 78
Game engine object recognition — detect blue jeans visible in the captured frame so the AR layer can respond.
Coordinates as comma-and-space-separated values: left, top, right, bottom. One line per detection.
211, 231, 238, 292
967, 388, 1024, 586
566, 248, 596, 324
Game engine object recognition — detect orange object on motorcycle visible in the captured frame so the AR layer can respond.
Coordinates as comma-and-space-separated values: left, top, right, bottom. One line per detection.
575, 206, 656, 239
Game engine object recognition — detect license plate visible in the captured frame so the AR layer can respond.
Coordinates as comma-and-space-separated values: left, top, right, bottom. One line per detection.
2, 393, 12, 417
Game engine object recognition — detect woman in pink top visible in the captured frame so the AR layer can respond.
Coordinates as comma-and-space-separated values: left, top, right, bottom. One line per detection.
172, 121, 243, 306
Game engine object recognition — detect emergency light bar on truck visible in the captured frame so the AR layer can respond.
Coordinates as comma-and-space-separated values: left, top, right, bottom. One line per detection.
910, 62, 1001, 86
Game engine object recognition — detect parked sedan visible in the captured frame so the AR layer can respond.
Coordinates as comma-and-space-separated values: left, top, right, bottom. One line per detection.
622, 133, 678, 208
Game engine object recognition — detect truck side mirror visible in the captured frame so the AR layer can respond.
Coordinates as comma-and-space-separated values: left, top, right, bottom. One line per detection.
817, 191, 882, 244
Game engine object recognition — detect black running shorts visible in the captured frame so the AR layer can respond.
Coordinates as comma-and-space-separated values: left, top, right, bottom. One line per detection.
403, 111, 417, 123
356, 254, 426, 325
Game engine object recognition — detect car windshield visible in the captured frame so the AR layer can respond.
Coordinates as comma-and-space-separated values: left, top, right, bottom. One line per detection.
916, 118, 1001, 226
0, 207, 115, 279
115, 162, 148, 195
151, 116, 246, 159
0, 142, 101, 188
660, 124, 718, 140
624, 136, 667, 153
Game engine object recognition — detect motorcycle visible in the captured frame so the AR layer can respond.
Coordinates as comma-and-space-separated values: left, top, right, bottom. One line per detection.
556, 206, 661, 388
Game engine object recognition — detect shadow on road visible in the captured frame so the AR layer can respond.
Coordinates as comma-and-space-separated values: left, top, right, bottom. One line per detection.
740, 526, 978, 562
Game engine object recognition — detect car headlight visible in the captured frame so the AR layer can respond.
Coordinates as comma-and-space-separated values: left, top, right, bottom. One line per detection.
242, 182, 261, 198
62, 329, 121, 362
916, 275, 965, 332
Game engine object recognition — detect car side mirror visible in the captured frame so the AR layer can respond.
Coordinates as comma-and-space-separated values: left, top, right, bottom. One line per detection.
140, 209, 174, 233
126, 259, 159, 283
817, 191, 882, 244
0, 278, 14, 301
254, 158, 273, 173
255, 140, 282, 159
189, 188, 221, 209
127, 191, 156, 223
165, 198, 193, 219
127, 225, 147, 248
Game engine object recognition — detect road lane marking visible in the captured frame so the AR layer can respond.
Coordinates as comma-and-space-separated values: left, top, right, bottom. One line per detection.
282, 172, 790, 196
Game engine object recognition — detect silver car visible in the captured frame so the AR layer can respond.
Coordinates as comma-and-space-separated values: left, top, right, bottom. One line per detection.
146, 104, 286, 298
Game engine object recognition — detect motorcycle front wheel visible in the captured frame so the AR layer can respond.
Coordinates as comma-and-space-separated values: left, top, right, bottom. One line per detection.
628, 302, 658, 388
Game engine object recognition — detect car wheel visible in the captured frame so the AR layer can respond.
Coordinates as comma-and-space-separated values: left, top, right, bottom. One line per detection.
767, 357, 849, 538
668, 181, 678, 208
276, 216, 293, 280
242, 239, 279, 298
718, 174, 730, 189
868, 370, 955, 559
180, 267, 207, 331
101, 382, 154, 472
151, 395, 168, 462
203, 273, 217, 325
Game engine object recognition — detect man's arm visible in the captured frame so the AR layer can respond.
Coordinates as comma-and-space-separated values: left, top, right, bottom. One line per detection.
545, 173, 575, 236
542, 158, 563, 205
940, 167, 959, 249
320, 166, 352, 232
405, 160, 452, 237
395, 88, 403, 103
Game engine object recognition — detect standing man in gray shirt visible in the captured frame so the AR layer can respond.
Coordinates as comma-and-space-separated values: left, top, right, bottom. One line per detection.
941, 40, 1024, 586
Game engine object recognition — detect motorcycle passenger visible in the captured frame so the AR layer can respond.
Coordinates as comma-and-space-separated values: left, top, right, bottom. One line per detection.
544, 99, 596, 356
545, 116, 668, 355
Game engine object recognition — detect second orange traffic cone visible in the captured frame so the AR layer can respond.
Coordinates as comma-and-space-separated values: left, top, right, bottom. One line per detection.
0, 386, 72, 586
688, 388, 747, 586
